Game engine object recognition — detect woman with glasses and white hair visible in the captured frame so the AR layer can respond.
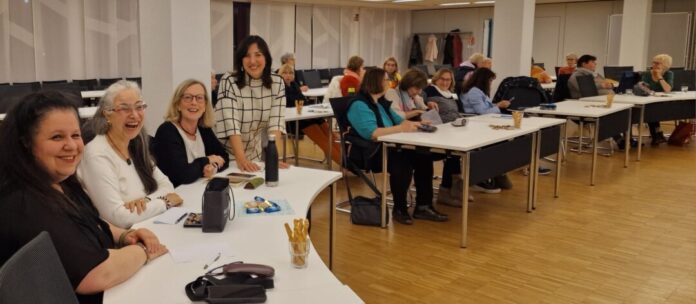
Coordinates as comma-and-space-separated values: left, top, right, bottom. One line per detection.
153, 79, 228, 187
79, 80, 183, 229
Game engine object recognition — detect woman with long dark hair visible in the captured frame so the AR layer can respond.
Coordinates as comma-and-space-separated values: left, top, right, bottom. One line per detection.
346, 68, 448, 225
459, 68, 511, 114
153, 79, 229, 187
215, 35, 289, 172
0, 92, 168, 304
79, 80, 183, 229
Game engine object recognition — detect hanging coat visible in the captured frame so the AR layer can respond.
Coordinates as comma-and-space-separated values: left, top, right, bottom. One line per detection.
451, 33, 463, 67
424, 34, 438, 62
443, 34, 454, 65
408, 35, 423, 67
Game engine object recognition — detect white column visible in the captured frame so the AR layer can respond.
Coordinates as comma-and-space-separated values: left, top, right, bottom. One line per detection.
490, 0, 536, 94
618, 0, 652, 70
139, 0, 212, 134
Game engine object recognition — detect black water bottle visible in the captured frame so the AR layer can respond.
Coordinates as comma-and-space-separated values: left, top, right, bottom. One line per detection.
265, 134, 279, 187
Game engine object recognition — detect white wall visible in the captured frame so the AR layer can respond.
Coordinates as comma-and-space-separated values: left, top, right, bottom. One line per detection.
412, 0, 695, 76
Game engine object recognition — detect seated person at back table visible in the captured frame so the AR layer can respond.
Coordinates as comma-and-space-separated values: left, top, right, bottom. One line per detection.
567, 54, 614, 99
340, 55, 365, 96
641, 53, 674, 146
558, 53, 578, 75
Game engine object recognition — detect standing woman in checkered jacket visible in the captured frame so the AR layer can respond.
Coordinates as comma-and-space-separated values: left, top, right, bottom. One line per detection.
214, 35, 290, 172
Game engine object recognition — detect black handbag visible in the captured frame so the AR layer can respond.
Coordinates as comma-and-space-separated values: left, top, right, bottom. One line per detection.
349, 195, 388, 226
202, 177, 235, 233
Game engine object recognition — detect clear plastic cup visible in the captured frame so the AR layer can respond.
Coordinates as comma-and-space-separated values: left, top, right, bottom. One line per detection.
295, 100, 304, 114
681, 86, 689, 93
512, 111, 523, 129
625, 89, 633, 95
289, 239, 309, 269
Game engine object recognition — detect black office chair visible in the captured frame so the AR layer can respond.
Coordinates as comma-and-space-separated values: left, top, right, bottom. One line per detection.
0, 85, 33, 113
554, 66, 561, 77
330, 68, 344, 78
672, 70, 695, 91
330, 96, 384, 214
98, 77, 123, 90
41, 80, 68, 85
74, 79, 99, 91
40, 83, 84, 107
317, 68, 331, 85
577, 74, 599, 97
603, 66, 633, 82
552, 74, 571, 102
11, 82, 41, 91
300, 70, 322, 89
0, 232, 78, 304
126, 77, 142, 87
505, 86, 546, 112
534, 63, 545, 70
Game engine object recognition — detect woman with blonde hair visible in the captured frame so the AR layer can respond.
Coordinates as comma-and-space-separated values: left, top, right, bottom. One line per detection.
383, 57, 401, 89
153, 79, 228, 187
642, 54, 674, 145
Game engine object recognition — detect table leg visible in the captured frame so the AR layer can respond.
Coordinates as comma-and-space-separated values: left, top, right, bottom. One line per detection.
591, 119, 600, 186
528, 132, 537, 212
381, 144, 388, 228
555, 123, 563, 198
578, 120, 584, 153
563, 118, 569, 163
637, 106, 645, 161
329, 183, 336, 270
625, 109, 631, 168
327, 117, 333, 171
460, 152, 470, 248
294, 120, 300, 166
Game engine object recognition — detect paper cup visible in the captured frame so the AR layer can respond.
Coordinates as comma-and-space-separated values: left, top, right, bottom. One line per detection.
606, 93, 614, 107
295, 100, 304, 114
512, 111, 523, 129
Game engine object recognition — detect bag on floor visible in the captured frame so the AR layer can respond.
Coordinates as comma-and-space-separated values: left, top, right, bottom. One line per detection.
350, 195, 388, 226
668, 122, 693, 146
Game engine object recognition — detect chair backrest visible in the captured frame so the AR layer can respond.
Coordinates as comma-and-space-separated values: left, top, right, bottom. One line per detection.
300, 70, 322, 89
672, 70, 695, 91
413, 64, 429, 76
317, 68, 331, 84
552, 74, 571, 102
577, 74, 599, 97
98, 77, 123, 90
329, 96, 353, 134
615, 71, 640, 94
41, 80, 68, 85
554, 66, 561, 76
126, 77, 142, 87
40, 83, 84, 107
507, 86, 545, 110
329, 68, 344, 78
0, 85, 33, 113
434, 64, 452, 73
534, 63, 545, 70
11, 82, 41, 91
603, 66, 633, 82
0, 232, 78, 304
74, 79, 98, 91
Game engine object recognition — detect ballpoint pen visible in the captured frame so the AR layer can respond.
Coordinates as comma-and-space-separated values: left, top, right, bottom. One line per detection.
175, 212, 188, 224
203, 252, 221, 270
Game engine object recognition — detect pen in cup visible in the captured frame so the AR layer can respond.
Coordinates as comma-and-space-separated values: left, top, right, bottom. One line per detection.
203, 252, 221, 270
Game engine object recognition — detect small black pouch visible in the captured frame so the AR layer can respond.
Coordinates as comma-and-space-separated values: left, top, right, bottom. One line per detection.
206, 284, 267, 304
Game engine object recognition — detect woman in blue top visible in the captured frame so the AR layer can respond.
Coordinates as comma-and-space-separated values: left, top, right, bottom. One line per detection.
346, 68, 448, 225
459, 68, 511, 114
642, 54, 674, 145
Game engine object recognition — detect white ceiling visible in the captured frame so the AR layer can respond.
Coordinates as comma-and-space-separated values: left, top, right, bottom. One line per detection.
265, 0, 611, 10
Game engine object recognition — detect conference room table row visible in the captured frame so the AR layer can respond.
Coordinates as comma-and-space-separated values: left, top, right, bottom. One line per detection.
105, 166, 363, 304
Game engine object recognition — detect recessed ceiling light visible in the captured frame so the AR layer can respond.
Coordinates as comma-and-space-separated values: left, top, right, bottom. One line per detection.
392, 0, 423, 3
473, 1, 495, 4
440, 2, 471, 6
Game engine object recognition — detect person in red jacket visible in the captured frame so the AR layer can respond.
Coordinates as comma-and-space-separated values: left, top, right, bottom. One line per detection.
340, 55, 365, 96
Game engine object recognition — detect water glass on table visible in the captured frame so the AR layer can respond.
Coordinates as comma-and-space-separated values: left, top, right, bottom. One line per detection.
681, 86, 689, 93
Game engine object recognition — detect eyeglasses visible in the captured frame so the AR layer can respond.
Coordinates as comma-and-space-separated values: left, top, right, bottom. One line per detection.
110, 103, 147, 114
440, 78, 453, 82
182, 94, 206, 103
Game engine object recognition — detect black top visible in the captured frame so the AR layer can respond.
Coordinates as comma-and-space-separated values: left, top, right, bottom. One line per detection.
153, 121, 230, 187
284, 81, 307, 107
0, 179, 114, 304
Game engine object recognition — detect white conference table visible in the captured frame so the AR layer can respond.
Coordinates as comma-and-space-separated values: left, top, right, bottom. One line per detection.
0, 106, 97, 121
378, 115, 564, 247
104, 165, 361, 303
525, 100, 634, 185
304, 87, 328, 98
580, 91, 696, 160
541, 82, 556, 90
283, 105, 335, 168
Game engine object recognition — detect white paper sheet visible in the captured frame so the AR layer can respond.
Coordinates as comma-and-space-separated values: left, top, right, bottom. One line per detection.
152, 207, 191, 225
421, 109, 443, 125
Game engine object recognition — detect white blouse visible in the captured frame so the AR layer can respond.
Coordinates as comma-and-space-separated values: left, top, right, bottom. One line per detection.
77, 135, 175, 228
176, 125, 206, 163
